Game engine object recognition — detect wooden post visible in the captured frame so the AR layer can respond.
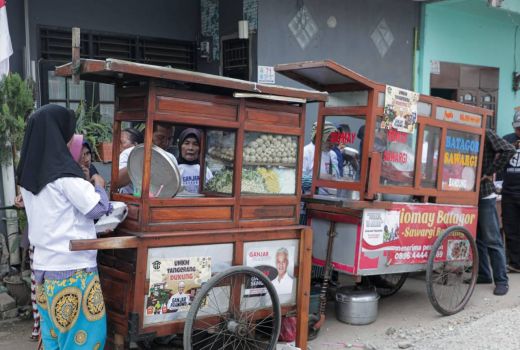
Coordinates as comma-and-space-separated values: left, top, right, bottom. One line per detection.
71, 27, 81, 84
295, 226, 313, 350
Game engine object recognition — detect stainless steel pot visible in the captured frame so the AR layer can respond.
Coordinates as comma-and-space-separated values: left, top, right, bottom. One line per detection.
335, 286, 379, 325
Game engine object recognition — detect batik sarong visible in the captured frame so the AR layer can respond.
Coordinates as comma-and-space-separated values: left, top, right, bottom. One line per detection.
35, 270, 106, 349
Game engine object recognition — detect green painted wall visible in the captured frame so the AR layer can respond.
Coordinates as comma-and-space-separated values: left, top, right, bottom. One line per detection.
417, 0, 520, 137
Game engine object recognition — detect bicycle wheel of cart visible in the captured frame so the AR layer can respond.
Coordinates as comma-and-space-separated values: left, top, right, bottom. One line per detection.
426, 226, 478, 316
366, 273, 408, 298
184, 265, 281, 350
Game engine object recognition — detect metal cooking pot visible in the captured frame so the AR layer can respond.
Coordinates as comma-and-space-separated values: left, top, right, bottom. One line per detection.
335, 286, 379, 325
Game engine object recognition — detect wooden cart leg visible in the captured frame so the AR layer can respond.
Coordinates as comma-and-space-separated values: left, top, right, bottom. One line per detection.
296, 227, 313, 349
113, 333, 125, 350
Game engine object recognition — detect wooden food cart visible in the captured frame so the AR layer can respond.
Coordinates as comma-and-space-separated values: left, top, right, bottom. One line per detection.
275, 60, 492, 334
56, 58, 328, 349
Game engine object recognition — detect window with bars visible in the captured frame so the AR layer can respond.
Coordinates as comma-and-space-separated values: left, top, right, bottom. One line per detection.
222, 38, 249, 80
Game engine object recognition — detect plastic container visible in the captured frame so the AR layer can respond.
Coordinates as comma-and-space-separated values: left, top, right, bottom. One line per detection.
335, 286, 379, 325
3, 276, 30, 306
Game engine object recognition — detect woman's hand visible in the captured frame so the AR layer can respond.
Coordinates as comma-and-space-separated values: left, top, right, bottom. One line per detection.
91, 174, 106, 189
14, 194, 24, 208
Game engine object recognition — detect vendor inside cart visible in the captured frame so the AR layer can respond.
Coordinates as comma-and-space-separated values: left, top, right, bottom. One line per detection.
117, 122, 177, 193
177, 127, 213, 194
302, 121, 340, 194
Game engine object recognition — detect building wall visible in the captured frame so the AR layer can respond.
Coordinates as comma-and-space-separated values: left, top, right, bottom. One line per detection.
257, 0, 420, 141
418, 1, 520, 137
7, 0, 201, 76
7, 0, 26, 75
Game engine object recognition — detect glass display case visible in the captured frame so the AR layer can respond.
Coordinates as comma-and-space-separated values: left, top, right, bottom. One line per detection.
204, 129, 237, 195
241, 132, 298, 195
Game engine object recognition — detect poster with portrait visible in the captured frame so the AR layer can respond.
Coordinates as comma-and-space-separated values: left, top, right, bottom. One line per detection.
382, 85, 419, 134
147, 256, 211, 316
243, 239, 298, 306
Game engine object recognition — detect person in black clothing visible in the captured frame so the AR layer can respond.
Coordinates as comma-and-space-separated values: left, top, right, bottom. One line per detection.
476, 129, 515, 296
502, 111, 520, 272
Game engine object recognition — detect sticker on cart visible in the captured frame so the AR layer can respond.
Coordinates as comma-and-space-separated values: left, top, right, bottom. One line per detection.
362, 209, 401, 246
147, 256, 211, 315
447, 239, 470, 261
245, 245, 296, 297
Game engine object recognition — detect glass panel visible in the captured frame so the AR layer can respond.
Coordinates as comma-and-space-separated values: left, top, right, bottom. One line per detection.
421, 126, 441, 188
67, 79, 85, 100
99, 83, 115, 101
442, 130, 480, 192
204, 129, 236, 195
69, 102, 80, 112
418, 101, 431, 117
326, 91, 368, 107
240, 132, 298, 195
377, 92, 385, 107
313, 116, 364, 197
99, 103, 114, 121
379, 123, 418, 187
48, 71, 66, 100
116, 121, 145, 196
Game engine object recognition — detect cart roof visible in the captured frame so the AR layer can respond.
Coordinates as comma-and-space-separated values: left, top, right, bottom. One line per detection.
275, 60, 382, 91
55, 58, 328, 102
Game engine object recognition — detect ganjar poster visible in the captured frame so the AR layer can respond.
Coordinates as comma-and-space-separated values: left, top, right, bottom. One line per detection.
244, 243, 296, 297
147, 256, 211, 315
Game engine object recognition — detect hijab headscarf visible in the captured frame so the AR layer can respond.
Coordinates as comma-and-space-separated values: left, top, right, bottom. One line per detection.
16, 104, 85, 194
177, 128, 201, 165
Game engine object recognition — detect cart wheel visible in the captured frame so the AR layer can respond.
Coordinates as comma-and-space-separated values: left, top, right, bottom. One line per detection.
183, 266, 281, 350
426, 226, 478, 316
366, 273, 408, 298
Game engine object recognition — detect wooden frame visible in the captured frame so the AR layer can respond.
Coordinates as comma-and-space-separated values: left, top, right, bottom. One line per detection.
56, 58, 326, 349
276, 60, 491, 206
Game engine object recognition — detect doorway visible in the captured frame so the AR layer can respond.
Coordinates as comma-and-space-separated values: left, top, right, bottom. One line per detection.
430, 62, 498, 129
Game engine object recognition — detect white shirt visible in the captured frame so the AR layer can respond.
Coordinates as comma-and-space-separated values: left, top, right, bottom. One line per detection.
302, 142, 339, 195
167, 292, 190, 310
21, 177, 100, 271
178, 163, 213, 193
119, 146, 134, 194
272, 273, 294, 295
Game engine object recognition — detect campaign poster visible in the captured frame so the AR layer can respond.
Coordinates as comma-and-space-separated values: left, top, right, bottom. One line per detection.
360, 203, 478, 266
244, 241, 297, 298
147, 256, 211, 316
382, 85, 419, 134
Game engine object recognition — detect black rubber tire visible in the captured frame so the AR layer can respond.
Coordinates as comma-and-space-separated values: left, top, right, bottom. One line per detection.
183, 265, 281, 350
366, 273, 408, 298
426, 226, 478, 316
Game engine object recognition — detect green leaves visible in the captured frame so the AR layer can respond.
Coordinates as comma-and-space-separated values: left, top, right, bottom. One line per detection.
74, 101, 113, 160
0, 73, 34, 165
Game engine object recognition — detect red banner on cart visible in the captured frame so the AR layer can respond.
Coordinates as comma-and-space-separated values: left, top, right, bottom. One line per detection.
360, 203, 477, 266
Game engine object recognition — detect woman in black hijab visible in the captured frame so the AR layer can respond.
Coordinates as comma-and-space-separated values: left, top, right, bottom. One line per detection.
17, 104, 111, 349
177, 128, 213, 193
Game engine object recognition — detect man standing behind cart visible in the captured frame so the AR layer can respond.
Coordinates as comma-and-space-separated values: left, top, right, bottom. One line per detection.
501, 111, 520, 273
476, 129, 515, 295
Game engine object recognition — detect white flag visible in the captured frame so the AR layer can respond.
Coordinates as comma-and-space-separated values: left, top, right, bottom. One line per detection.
0, 0, 13, 77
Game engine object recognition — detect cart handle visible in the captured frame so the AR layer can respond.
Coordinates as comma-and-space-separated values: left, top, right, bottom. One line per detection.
70, 236, 139, 251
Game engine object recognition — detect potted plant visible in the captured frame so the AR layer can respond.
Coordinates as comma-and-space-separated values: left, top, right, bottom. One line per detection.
75, 101, 113, 163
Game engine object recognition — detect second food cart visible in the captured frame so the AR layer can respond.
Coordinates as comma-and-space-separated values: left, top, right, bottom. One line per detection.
276, 60, 492, 335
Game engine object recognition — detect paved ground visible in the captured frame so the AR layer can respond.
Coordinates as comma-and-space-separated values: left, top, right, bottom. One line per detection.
2, 272, 520, 349
308, 272, 520, 350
